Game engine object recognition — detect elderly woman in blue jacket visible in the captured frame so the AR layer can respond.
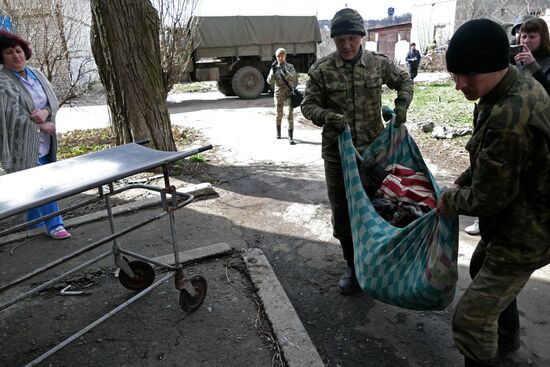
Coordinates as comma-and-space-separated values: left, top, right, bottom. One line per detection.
0, 30, 70, 239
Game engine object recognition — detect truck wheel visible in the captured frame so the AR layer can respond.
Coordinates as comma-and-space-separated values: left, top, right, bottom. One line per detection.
217, 80, 236, 96
231, 66, 265, 99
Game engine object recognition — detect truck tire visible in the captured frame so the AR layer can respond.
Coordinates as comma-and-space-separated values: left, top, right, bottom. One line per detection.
231, 66, 265, 99
217, 80, 236, 96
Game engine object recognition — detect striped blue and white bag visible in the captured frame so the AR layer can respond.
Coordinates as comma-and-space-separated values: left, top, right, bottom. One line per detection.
338, 123, 459, 310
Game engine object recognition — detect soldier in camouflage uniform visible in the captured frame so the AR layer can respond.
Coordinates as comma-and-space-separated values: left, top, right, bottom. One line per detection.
301, 8, 413, 294
267, 48, 298, 145
439, 19, 550, 367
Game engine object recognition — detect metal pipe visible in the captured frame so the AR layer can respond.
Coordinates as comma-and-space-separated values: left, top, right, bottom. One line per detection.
0, 251, 112, 311
24, 272, 175, 367
0, 209, 170, 293
104, 184, 120, 250
117, 248, 177, 270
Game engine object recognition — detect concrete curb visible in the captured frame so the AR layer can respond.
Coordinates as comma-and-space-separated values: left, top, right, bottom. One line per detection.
152, 242, 234, 265
156, 244, 324, 367
243, 248, 325, 367
0, 183, 215, 246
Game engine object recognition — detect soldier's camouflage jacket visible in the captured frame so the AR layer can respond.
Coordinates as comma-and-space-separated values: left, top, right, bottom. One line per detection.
443, 67, 550, 270
301, 50, 413, 162
267, 62, 297, 100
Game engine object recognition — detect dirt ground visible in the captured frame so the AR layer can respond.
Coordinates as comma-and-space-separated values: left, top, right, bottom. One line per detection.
2, 77, 549, 366
162, 84, 549, 367
0, 254, 282, 366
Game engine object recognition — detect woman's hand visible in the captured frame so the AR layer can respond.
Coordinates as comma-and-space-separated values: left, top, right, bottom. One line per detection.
30, 109, 49, 124
39, 122, 55, 134
514, 44, 535, 66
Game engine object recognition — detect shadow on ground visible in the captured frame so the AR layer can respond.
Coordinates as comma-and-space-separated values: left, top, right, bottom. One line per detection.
2, 202, 547, 366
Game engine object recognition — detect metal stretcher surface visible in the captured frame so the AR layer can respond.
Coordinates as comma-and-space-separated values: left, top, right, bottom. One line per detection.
0, 142, 209, 219
0, 142, 212, 366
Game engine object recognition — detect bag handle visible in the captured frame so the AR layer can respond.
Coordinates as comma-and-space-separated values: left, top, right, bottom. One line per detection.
278, 68, 296, 94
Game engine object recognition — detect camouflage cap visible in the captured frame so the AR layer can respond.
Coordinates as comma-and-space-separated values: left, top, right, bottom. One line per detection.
511, 14, 535, 35
330, 8, 366, 38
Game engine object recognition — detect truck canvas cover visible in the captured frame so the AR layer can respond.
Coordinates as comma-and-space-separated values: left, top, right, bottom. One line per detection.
196, 16, 321, 48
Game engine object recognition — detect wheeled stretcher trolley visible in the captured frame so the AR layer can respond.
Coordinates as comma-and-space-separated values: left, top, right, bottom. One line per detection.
0, 141, 212, 366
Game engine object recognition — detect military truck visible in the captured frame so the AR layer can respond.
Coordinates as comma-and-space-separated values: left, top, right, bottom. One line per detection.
185, 15, 321, 99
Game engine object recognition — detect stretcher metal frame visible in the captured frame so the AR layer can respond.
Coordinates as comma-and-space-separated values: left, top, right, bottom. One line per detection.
0, 141, 213, 366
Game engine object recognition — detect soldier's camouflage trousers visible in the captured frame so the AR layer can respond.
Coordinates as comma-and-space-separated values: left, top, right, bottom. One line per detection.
275, 97, 293, 129
324, 159, 354, 267
453, 240, 533, 362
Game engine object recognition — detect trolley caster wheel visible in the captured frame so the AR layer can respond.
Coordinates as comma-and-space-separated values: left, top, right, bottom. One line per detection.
118, 260, 155, 291
179, 275, 207, 313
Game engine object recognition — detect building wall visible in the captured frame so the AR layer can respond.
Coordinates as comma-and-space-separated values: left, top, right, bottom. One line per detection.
411, 0, 457, 54
411, 0, 549, 52
367, 23, 411, 61
454, 0, 550, 30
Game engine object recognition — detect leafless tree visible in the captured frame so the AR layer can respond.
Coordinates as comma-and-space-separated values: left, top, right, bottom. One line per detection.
90, 0, 202, 150
317, 26, 335, 59
152, 0, 200, 96
90, 0, 176, 151
1, 0, 97, 106
457, 0, 548, 27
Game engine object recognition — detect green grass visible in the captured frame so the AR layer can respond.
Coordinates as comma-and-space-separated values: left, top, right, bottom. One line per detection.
57, 126, 204, 160
170, 82, 214, 93
190, 154, 207, 163
57, 128, 114, 160
298, 73, 309, 84
301, 76, 474, 129
382, 82, 475, 128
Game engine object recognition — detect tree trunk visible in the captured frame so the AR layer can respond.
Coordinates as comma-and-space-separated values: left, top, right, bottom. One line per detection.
90, 0, 175, 151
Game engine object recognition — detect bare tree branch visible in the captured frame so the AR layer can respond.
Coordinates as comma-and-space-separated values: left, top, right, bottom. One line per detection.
151, 0, 200, 95
2, 0, 97, 106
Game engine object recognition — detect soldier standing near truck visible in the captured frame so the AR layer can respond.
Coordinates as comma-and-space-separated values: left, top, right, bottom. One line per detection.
187, 16, 320, 100
267, 48, 298, 145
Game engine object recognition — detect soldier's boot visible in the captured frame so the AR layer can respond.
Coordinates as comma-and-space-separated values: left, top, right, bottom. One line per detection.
338, 267, 360, 295
498, 300, 520, 355
288, 129, 296, 145
276, 125, 282, 139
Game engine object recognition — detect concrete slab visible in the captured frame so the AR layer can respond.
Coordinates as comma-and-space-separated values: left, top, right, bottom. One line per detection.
0, 234, 324, 366
244, 248, 325, 367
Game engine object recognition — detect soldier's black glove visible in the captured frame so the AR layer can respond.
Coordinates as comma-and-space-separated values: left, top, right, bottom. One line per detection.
322, 112, 346, 143
271, 61, 278, 72
280, 66, 287, 75
324, 112, 346, 132
393, 100, 408, 127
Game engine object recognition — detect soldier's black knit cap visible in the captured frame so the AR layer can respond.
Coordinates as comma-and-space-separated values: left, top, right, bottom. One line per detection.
330, 8, 366, 38
446, 19, 509, 74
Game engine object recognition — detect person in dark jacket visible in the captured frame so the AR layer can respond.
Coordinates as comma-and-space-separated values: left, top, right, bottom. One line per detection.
514, 17, 550, 95
405, 42, 421, 81
440, 19, 550, 367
